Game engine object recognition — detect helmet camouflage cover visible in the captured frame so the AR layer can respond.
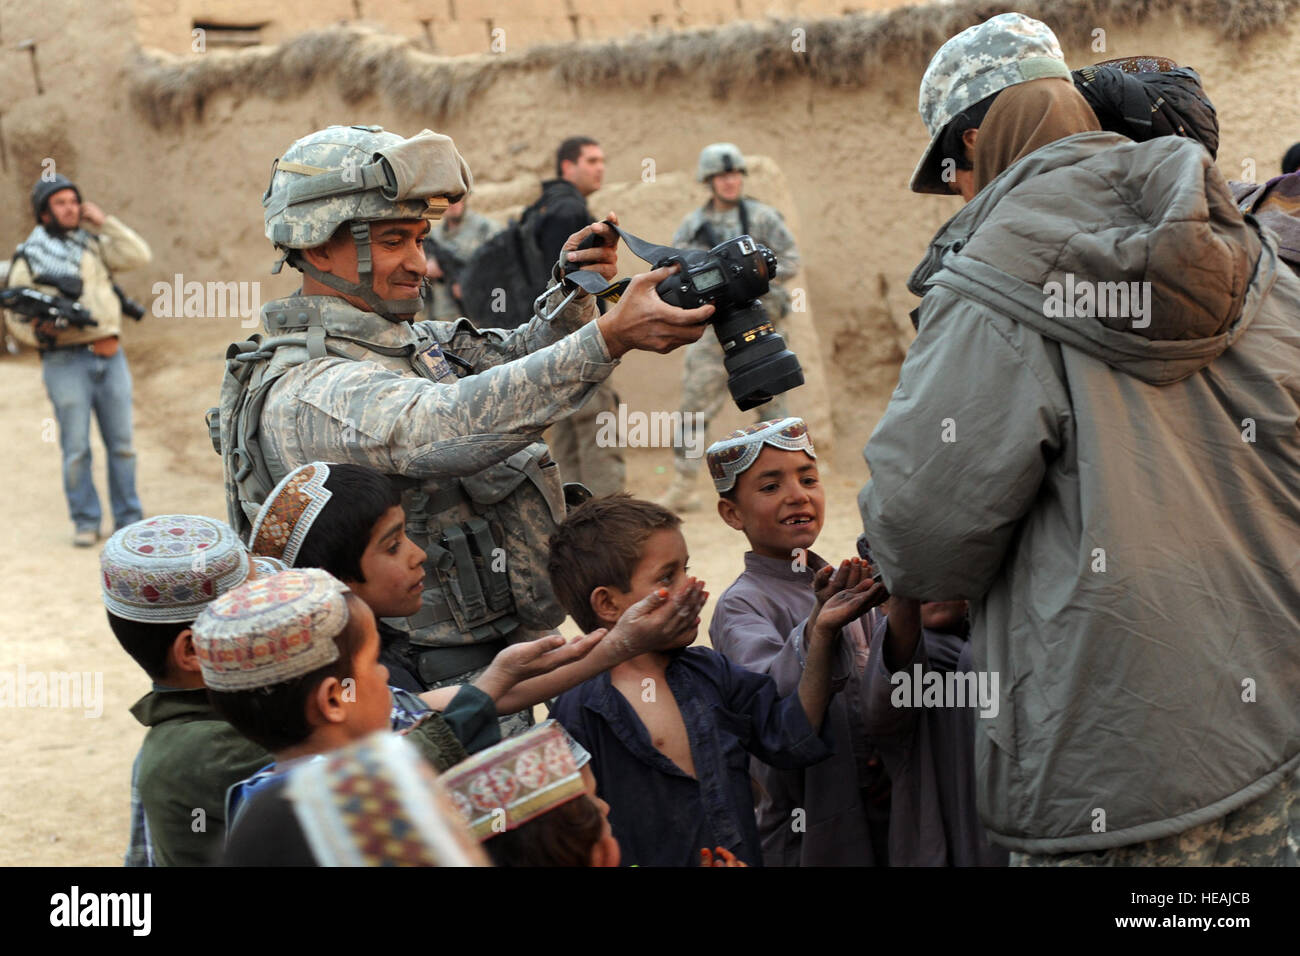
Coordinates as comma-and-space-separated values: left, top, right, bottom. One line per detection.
262, 124, 473, 318
263, 124, 473, 249
697, 142, 747, 182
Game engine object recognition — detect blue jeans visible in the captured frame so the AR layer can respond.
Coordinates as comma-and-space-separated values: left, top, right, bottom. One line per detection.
40, 346, 143, 532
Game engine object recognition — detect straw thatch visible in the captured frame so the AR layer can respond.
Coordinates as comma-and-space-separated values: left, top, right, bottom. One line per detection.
130, 0, 1299, 128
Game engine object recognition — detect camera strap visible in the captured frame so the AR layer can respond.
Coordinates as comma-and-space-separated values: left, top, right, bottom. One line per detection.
559, 222, 682, 303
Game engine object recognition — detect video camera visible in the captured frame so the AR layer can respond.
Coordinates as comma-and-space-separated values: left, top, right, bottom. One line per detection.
0, 286, 98, 338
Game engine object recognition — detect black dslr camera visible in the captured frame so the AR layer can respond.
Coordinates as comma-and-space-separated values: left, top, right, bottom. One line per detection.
653, 236, 803, 411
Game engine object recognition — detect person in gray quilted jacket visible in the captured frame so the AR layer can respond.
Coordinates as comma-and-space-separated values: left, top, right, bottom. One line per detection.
859, 13, 1300, 865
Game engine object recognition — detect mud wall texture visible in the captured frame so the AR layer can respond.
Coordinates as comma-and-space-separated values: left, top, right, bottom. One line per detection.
136, 0, 911, 56
2, 0, 1297, 461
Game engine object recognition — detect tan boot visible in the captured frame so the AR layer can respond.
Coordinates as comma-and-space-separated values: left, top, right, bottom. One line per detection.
656, 473, 701, 513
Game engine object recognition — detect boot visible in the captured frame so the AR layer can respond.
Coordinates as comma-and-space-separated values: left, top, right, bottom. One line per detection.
656, 472, 701, 513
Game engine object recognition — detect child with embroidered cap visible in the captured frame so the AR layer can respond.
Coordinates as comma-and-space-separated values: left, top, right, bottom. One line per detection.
438, 720, 621, 867
223, 731, 489, 867
706, 418, 892, 865
247, 461, 598, 744
195, 567, 475, 827
250, 460, 709, 733
547, 493, 887, 867
101, 514, 271, 866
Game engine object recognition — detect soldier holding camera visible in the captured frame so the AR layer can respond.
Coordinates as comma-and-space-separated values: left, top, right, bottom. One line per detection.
4, 174, 152, 546
216, 125, 714, 732
659, 143, 802, 513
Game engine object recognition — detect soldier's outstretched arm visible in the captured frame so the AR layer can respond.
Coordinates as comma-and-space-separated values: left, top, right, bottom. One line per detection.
272, 267, 714, 479
277, 317, 618, 479
424, 218, 623, 370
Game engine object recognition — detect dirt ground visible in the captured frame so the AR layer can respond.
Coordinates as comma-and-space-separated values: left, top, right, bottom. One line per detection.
0, 328, 873, 866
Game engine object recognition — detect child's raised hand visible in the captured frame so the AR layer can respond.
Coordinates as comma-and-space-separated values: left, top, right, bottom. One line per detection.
811, 578, 888, 642
809, 558, 871, 634
606, 577, 708, 660
473, 630, 606, 701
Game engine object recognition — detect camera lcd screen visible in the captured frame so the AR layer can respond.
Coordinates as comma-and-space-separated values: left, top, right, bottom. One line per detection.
691, 268, 725, 292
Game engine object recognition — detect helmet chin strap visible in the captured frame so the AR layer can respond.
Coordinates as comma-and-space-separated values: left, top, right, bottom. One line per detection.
286, 220, 424, 324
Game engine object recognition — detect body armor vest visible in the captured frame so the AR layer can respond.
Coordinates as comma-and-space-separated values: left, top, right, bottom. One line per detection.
210, 295, 567, 650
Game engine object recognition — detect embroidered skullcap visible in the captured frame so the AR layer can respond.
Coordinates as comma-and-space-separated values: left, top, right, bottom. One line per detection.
705, 417, 816, 494
536, 718, 591, 771
193, 568, 350, 692
249, 462, 332, 567
437, 722, 587, 841
250, 554, 289, 578
101, 515, 251, 624
283, 732, 488, 867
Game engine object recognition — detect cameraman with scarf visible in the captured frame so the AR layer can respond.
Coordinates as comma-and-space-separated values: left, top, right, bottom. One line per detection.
5, 174, 152, 546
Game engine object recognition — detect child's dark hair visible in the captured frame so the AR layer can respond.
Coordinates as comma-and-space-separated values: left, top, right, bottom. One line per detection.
294, 464, 402, 582
484, 794, 605, 867
206, 594, 366, 753
106, 612, 190, 681
547, 494, 681, 633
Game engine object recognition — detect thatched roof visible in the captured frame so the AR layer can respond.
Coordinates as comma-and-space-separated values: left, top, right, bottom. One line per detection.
130, 0, 1298, 128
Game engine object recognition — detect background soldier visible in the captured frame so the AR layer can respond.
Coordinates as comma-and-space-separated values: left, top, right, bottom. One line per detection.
422, 196, 500, 321
5, 173, 152, 546
216, 125, 714, 734
537, 136, 626, 497
658, 143, 802, 513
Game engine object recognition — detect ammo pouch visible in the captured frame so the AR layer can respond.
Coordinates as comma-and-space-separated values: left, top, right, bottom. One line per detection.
395, 441, 567, 649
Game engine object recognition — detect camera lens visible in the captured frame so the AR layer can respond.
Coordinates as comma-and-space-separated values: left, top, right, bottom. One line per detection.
714, 302, 805, 411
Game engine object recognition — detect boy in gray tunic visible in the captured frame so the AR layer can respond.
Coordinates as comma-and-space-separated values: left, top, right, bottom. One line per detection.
708, 418, 890, 865
860, 596, 1008, 866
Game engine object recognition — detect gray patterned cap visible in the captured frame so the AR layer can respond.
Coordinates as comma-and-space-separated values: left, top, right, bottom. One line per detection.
910, 13, 1072, 194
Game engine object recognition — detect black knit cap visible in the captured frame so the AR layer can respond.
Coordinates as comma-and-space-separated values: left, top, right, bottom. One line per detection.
30, 173, 81, 222
1283, 143, 1300, 176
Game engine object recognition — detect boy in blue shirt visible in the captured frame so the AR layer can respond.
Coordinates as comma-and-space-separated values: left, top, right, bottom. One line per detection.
548, 494, 885, 866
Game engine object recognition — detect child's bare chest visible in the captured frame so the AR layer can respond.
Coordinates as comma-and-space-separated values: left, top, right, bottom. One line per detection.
612, 672, 697, 779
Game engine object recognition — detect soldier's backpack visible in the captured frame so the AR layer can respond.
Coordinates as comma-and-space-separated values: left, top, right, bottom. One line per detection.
458, 195, 551, 330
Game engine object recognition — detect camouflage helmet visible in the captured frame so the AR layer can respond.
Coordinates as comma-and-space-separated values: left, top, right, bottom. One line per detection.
910, 13, 1071, 194
262, 124, 472, 320
697, 143, 747, 182
263, 124, 472, 249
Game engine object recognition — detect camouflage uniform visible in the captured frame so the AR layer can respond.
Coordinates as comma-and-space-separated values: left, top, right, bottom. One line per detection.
218, 125, 616, 736
426, 209, 500, 321
668, 197, 801, 490
1011, 766, 1299, 866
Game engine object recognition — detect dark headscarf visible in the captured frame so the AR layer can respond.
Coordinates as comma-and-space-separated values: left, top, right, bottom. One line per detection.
1073, 59, 1220, 159
972, 78, 1101, 195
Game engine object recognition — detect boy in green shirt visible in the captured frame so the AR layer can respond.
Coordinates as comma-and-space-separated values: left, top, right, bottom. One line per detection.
102, 515, 272, 865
